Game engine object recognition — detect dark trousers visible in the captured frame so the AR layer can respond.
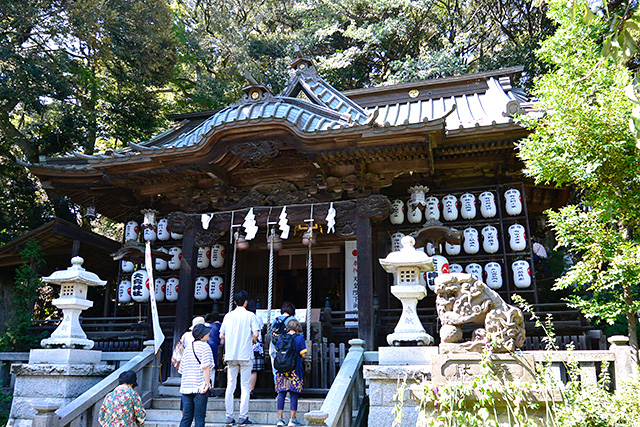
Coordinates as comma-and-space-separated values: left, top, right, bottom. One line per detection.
179, 392, 209, 427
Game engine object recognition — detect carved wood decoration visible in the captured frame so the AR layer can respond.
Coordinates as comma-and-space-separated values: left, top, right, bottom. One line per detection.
195, 229, 221, 247
230, 140, 283, 166
230, 180, 318, 209
167, 211, 193, 233
356, 195, 391, 222
336, 221, 357, 236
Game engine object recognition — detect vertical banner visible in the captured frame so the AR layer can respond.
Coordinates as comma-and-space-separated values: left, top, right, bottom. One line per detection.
146, 242, 165, 354
344, 240, 358, 327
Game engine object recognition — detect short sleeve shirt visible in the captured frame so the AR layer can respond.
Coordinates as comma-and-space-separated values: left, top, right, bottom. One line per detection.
98, 384, 146, 427
220, 306, 260, 361
179, 340, 213, 394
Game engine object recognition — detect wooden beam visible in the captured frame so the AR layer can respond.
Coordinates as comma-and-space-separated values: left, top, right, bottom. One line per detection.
172, 225, 198, 364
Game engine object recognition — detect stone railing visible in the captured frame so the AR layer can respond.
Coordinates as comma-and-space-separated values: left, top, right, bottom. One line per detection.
0, 352, 29, 389
304, 339, 368, 427
25, 342, 159, 427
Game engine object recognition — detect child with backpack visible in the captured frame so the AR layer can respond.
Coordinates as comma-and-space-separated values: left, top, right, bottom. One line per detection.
273, 318, 306, 427
269, 302, 296, 382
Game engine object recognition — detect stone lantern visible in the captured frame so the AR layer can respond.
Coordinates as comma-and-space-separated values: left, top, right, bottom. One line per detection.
379, 236, 435, 346
40, 256, 107, 349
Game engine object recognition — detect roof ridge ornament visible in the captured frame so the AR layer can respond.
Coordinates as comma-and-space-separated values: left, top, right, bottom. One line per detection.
238, 71, 274, 104
289, 44, 316, 77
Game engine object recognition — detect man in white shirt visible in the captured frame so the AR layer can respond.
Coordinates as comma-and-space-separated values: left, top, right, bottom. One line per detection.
220, 290, 260, 426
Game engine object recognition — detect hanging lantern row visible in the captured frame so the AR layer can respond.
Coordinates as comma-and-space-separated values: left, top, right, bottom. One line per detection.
390, 188, 522, 225
124, 218, 183, 243
118, 273, 226, 304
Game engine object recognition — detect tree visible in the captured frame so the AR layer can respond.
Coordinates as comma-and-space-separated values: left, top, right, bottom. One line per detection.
517, 0, 640, 359
0, 0, 181, 226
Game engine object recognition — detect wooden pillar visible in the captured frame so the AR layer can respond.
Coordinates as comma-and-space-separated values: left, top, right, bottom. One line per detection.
170, 214, 197, 349
356, 214, 374, 350
356, 195, 391, 351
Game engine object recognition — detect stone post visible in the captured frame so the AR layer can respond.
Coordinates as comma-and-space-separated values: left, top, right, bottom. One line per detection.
31, 405, 59, 427
304, 411, 329, 427
609, 335, 638, 389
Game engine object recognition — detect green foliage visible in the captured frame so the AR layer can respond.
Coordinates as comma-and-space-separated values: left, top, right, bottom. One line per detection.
0, 239, 47, 352
517, 0, 640, 343
0, 390, 11, 427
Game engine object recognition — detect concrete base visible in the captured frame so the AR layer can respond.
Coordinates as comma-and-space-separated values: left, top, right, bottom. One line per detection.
431, 353, 536, 384
379, 346, 439, 366
8, 349, 114, 427
28, 348, 102, 364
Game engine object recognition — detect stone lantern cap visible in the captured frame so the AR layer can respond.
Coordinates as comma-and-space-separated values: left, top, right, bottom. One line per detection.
379, 236, 435, 274
42, 256, 107, 287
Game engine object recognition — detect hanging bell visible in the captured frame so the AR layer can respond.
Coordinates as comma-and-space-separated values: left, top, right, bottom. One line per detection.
236, 235, 250, 250
302, 230, 316, 246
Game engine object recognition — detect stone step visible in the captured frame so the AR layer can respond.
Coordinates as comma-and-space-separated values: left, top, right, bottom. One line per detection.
145, 408, 311, 426
151, 397, 323, 413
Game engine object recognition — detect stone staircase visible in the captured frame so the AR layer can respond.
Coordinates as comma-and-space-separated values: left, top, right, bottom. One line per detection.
145, 378, 323, 427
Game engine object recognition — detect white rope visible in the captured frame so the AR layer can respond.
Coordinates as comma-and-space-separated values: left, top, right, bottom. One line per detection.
306, 230, 312, 343
267, 227, 275, 335
229, 231, 238, 312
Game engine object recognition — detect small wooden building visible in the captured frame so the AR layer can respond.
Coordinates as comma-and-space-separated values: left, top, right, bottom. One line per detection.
27, 53, 570, 358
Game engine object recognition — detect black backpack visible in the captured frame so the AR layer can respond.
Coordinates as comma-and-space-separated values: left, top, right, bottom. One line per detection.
274, 333, 298, 373
271, 315, 293, 345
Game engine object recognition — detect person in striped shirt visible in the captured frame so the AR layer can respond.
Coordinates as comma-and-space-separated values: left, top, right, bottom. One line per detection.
178, 323, 213, 427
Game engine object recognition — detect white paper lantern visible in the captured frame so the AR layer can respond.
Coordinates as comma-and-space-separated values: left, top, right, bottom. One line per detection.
479, 191, 497, 218
197, 246, 211, 269
426, 242, 440, 256
460, 193, 477, 219
512, 260, 532, 288
442, 194, 458, 221
171, 231, 183, 240
504, 188, 523, 216
118, 279, 132, 303
209, 275, 224, 300
508, 224, 527, 251
168, 247, 182, 270
125, 220, 140, 242
143, 226, 157, 242
481, 225, 500, 254
131, 270, 150, 302
391, 232, 405, 252
445, 241, 461, 256
463, 227, 480, 254
194, 276, 209, 301
406, 201, 422, 224
121, 260, 135, 273
154, 278, 166, 302
165, 277, 179, 301
425, 196, 440, 221
155, 247, 169, 271
426, 255, 450, 291
449, 263, 463, 273
484, 262, 503, 289
157, 218, 170, 241
210, 243, 225, 268
465, 263, 483, 281
390, 199, 405, 225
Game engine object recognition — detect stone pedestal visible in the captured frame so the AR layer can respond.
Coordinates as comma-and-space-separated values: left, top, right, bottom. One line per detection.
8, 349, 114, 427
387, 285, 433, 346
430, 352, 536, 385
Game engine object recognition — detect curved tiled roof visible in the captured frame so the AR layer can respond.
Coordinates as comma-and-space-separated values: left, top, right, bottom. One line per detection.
364, 77, 527, 132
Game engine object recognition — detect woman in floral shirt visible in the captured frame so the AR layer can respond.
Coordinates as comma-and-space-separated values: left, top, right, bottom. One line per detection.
99, 371, 146, 426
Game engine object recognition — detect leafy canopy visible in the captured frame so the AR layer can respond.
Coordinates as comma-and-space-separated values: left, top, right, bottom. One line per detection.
518, 0, 640, 331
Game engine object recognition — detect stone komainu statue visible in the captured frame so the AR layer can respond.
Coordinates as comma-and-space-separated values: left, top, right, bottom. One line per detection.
434, 273, 526, 353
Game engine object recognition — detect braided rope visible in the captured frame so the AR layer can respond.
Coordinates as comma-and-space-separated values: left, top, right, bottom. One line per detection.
306, 229, 312, 342
267, 228, 275, 335
229, 231, 238, 312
